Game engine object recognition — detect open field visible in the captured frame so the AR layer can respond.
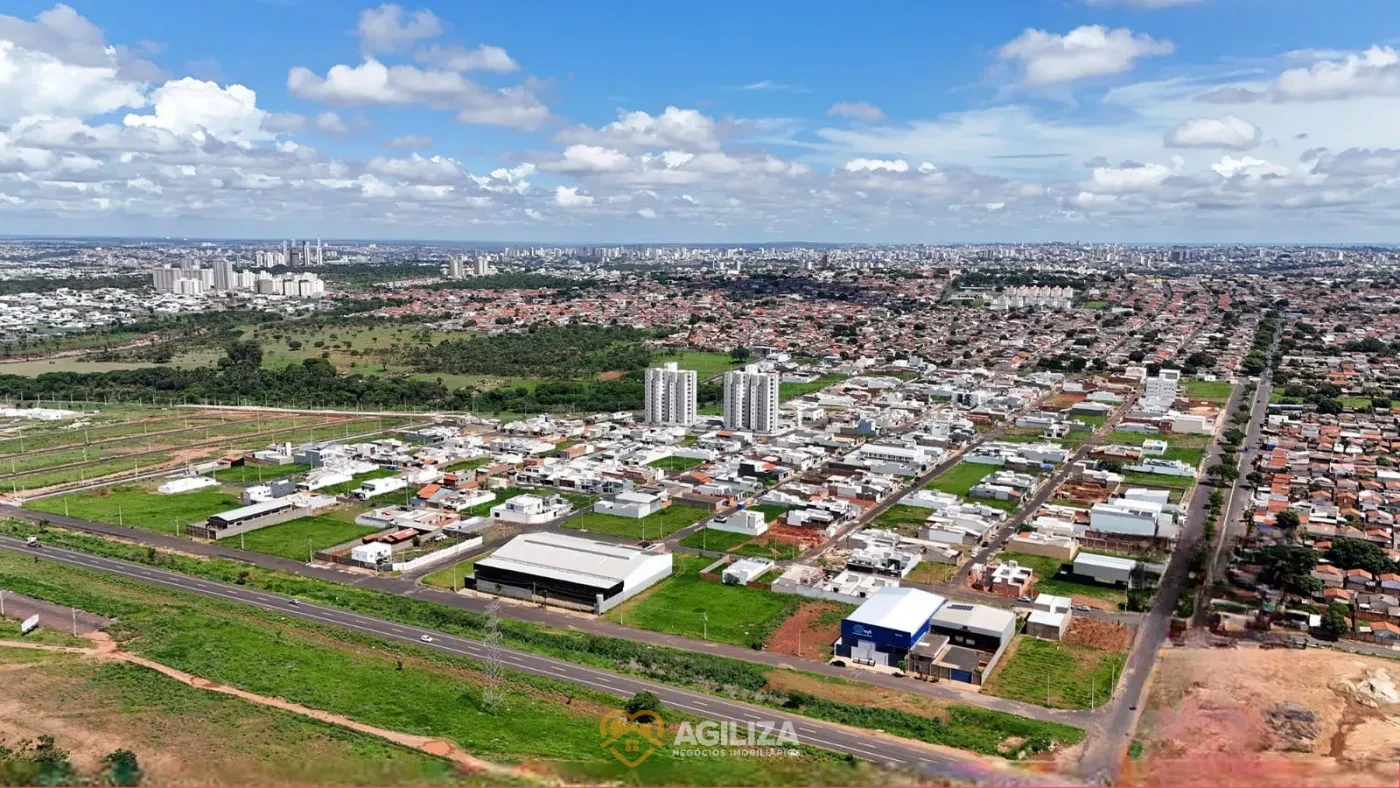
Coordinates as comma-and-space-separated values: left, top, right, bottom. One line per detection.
1107, 431, 1210, 449
418, 556, 484, 590
871, 504, 932, 537
566, 503, 708, 540
1182, 379, 1234, 404
730, 537, 801, 560
0, 410, 238, 455
209, 461, 312, 484
0, 651, 478, 786
604, 555, 802, 648
2, 520, 1085, 764
1121, 471, 1196, 491
0, 359, 160, 376
765, 601, 855, 661
997, 552, 1128, 608
0, 549, 921, 785
779, 374, 848, 402
983, 632, 1127, 710
236, 512, 379, 560
905, 562, 959, 585
655, 351, 744, 378
924, 462, 996, 497
677, 527, 753, 552
27, 484, 242, 534
647, 455, 705, 472
1127, 645, 1400, 787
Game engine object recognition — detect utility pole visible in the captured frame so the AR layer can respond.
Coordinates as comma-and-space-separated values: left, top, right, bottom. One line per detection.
0, 590, 6, 617
482, 597, 505, 709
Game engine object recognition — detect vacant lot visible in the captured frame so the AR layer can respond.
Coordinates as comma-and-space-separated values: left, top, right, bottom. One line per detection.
236, 512, 379, 561
604, 556, 802, 648
731, 537, 801, 560
566, 503, 708, 540
28, 484, 241, 533
209, 462, 312, 485
905, 561, 958, 586
870, 503, 930, 536
997, 552, 1128, 608
677, 527, 753, 552
654, 351, 743, 378
983, 633, 1127, 710
647, 455, 705, 472
779, 374, 848, 402
765, 601, 855, 660
1182, 379, 1234, 405
1122, 471, 1196, 491
924, 462, 996, 497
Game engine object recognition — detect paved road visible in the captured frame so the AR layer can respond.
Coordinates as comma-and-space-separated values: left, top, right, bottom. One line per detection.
0, 534, 1059, 785
0, 589, 111, 635
1074, 376, 1266, 784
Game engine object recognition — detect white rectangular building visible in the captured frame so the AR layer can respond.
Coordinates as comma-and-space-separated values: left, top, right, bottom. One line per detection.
473, 531, 673, 612
644, 362, 698, 426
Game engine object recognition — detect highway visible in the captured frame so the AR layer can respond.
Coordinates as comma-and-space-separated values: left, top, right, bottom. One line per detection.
0, 534, 1054, 786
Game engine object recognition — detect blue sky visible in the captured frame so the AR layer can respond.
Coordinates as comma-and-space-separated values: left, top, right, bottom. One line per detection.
1, 0, 1399, 242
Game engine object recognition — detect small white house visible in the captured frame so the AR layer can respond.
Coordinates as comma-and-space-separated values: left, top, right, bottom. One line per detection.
709, 510, 768, 536
722, 557, 774, 585
350, 542, 393, 565
490, 494, 572, 524
593, 490, 667, 519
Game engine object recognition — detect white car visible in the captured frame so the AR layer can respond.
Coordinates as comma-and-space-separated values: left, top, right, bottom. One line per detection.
420, 634, 434, 643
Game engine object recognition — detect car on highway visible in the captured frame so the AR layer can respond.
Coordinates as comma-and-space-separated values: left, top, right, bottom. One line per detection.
288, 599, 300, 606
24, 536, 37, 547
420, 634, 434, 643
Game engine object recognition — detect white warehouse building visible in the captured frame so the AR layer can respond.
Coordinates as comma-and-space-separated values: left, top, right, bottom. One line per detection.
473, 532, 673, 613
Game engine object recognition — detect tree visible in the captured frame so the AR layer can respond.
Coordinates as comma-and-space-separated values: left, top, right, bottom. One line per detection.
1314, 398, 1344, 415
1325, 537, 1396, 577
1274, 509, 1300, 531
728, 346, 752, 363
102, 749, 142, 787
625, 691, 662, 722
1318, 603, 1349, 641
1257, 544, 1320, 596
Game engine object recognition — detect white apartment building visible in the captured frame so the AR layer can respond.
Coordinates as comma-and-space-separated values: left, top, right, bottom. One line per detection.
1144, 369, 1180, 408
644, 362, 698, 426
1089, 497, 1179, 540
723, 368, 780, 434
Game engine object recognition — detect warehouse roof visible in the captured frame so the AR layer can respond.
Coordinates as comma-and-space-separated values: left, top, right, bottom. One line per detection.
845, 586, 946, 635
930, 602, 1016, 636
1074, 552, 1138, 573
208, 498, 296, 524
477, 531, 669, 589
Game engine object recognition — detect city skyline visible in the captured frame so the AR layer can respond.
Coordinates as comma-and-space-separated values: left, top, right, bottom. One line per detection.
1, 1, 1399, 243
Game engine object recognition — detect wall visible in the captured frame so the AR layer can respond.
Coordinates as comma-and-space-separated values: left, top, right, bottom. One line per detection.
390, 536, 483, 573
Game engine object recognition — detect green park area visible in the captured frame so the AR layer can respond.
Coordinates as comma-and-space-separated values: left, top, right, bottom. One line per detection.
27, 484, 241, 534
1181, 379, 1234, 405
983, 636, 1128, 710
604, 555, 801, 648
566, 502, 708, 540
779, 374, 848, 402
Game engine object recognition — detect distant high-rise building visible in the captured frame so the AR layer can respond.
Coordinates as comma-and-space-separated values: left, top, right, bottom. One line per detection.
644, 362, 697, 426
723, 368, 779, 434
474, 256, 491, 277
316, 236, 324, 265
302, 240, 311, 267
282, 239, 289, 262
212, 260, 235, 291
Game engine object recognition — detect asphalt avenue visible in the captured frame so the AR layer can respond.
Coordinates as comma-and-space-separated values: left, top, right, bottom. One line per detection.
0, 534, 1061, 786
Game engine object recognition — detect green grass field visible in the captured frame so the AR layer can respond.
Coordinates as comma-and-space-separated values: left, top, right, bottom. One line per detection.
997, 552, 1127, 605
677, 527, 753, 552
1182, 379, 1234, 404
983, 636, 1127, 710
418, 556, 483, 590
905, 562, 958, 586
235, 513, 380, 561
647, 455, 705, 472
209, 462, 312, 484
923, 462, 996, 497
730, 538, 801, 560
871, 504, 931, 536
27, 484, 241, 533
1121, 471, 1196, 490
655, 351, 745, 378
779, 374, 848, 402
605, 555, 801, 647
566, 503, 708, 540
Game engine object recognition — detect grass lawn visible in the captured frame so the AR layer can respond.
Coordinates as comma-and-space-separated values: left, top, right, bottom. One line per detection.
1074, 413, 1109, 427
604, 555, 801, 648
209, 462, 311, 484
731, 538, 801, 561
313, 467, 400, 496
871, 503, 930, 536
647, 455, 705, 472
998, 552, 1128, 605
1121, 471, 1196, 490
419, 556, 483, 590
924, 462, 996, 497
1182, 379, 1234, 404
1081, 300, 1112, 310
27, 484, 241, 534
1106, 430, 1209, 449
566, 503, 709, 540
235, 513, 379, 561
968, 495, 1020, 513
655, 351, 744, 378
677, 528, 754, 552
1339, 395, 1375, 409
779, 374, 848, 402
983, 636, 1127, 710
904, 561, 958, 586
749, 503, 790, 522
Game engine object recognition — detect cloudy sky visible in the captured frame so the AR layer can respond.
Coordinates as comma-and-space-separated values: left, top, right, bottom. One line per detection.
1, 0, 1399, 243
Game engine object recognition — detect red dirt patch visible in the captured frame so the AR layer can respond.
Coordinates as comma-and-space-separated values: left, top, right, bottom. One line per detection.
765, 601, 846, 660
1064, 617, 1134, 651
596, 371, 625, 382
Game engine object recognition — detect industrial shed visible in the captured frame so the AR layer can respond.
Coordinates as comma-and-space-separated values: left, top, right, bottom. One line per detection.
473, 531, 673, 613
834, 586, 946, 668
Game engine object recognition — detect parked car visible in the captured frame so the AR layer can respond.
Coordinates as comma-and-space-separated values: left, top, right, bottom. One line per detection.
1075, 604, 1092, 612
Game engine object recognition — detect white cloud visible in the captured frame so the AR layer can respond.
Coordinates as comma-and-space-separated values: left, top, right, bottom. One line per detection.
384, 134, 432, 148
637, 207, 656, 219
365, 152, 463, 184
554, 106, 720, 151
357, 4, 442, 55
827, 102, 885, 122
997, 25, 1173, 86
286, 59, 549, 130
1089, 159, 1178, 192
1211, 155, 1288, 179
1164, 114, 1260, 150
0, 39, 146, 123
523, 207, 544, 220
555, 185, 593, 207
314, 111, 349, 135
1272, 45, 1400, 102
416, 44, 518, 73
123, 78, 269, 145
843, 158, 909, 173
544, 144, 631, 174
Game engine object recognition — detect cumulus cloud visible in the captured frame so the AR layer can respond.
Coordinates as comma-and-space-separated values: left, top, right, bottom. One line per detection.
543, 144, 631, 174
384, 134, 432, 148
827, 102, 885, 122
357, 4, 442, 55
1088, 158, 1179, 192
1211, 155, 1288, 179
1165, 115, 1260, 150
123, 78, 269, 145
637, 207, 656, 219
314, 111, 349, 135
286, 59, 549, 130
0, 38, 147, 123
997, 25, 1174, 86
554, 106, 720, 151
416, 43, 518, 73
1272, 45, 1400, 102
555, 185, 593, 207
843, 158, 909, 173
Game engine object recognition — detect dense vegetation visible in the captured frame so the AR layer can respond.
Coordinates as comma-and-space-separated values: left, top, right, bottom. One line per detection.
413, 325, 655, 378
0, 275, 149, 295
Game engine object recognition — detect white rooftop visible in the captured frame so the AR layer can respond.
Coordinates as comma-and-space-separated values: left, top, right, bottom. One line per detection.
478, 531, 667, 587
1075, 552, 1138, 572
845, 586, 946, 634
